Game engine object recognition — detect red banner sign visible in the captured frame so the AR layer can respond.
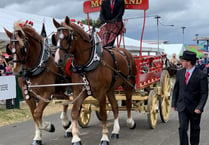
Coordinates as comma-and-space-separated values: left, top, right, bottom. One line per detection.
83, 0, 149, 13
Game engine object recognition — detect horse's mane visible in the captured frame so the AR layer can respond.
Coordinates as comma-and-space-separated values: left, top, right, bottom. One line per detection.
14, 21, 43, 42
62, 21, 90, 43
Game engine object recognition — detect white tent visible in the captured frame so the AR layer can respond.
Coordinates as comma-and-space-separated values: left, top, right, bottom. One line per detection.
0, 8, 62, 41
161, 44, 184, 59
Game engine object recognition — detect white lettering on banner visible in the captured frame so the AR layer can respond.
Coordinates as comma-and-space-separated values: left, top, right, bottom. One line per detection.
0, 76, 16, 100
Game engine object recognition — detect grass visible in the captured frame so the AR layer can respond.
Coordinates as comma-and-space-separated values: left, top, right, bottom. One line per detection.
0, 102, 64, 127
0, 108, 31, 127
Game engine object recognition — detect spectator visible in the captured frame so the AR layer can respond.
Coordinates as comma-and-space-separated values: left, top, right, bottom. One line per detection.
170, 53, 179, 65
203, 53, 208, 65
98, 0, 125, 48
0, 56, 6, 76
196, 59, 205, 70
203, 61, 209, 83
3, 61, 16, 109
4, 61, 13, 76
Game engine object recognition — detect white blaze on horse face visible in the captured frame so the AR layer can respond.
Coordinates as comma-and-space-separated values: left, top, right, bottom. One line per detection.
55, 49, 60, 64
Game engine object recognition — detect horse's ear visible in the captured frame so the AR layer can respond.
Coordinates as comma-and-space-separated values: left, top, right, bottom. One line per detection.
4, 28, 12, 38
41, 23, 47, 38
51, 34, 57, 46
65, 16, 70, 25
17, 30, 24, 38
53, 18, 61, 28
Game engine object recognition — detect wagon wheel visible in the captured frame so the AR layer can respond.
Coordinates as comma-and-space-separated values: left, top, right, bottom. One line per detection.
159, 70, 171, 123
95, 103, 111, 121
78, 104, 91, 128
147, 89, 158, 129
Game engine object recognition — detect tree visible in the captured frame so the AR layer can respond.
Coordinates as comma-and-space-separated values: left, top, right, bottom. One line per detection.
81, 18, 102, 28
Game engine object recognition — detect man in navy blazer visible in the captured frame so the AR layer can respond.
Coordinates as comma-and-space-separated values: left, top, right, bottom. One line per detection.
172, 50, 208, 145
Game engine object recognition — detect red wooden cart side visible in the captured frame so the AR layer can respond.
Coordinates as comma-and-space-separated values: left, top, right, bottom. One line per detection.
135, 54, 166, 89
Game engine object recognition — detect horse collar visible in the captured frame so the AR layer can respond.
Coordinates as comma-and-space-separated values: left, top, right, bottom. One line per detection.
70, 33, 102, 73
23, 38, 50, 77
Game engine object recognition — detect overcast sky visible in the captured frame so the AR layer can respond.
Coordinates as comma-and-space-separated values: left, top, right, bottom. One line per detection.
0, 0, 208, 44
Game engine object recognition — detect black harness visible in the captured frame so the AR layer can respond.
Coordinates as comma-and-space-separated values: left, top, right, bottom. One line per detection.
23, 39, 50, 78
70, 32, 103, 73
10, 31, 50, 78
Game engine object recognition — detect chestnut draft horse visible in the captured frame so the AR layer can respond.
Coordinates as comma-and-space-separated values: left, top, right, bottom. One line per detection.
52, 16, 137, 145
4, 21, 72, 145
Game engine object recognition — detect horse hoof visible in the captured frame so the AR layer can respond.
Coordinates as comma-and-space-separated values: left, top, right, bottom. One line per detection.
72, 141, 82, 145
49, 124, 55, 132
64, 131, 72, 138
32, 140, 42, 145
111, 133, 119, 139
99, 140, 109, 145
63, 121, 71, 130
129, 122, 136, 129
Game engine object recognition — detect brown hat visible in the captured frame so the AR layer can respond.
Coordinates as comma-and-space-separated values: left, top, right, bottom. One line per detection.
181, 50, 197, 61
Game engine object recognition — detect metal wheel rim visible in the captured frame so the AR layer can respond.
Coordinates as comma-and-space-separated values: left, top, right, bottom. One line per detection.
159, 70, 171, 123
147, 90, 158, 129
78, 104, 91, 128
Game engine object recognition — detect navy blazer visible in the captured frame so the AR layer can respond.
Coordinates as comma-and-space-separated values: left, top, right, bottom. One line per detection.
100, 0, 125, 23
172, 68, 208, 112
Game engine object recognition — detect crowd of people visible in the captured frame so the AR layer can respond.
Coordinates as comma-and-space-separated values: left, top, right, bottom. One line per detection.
170, 52, 209, 79
0, 52, 13, 76
0, 51, 16, 108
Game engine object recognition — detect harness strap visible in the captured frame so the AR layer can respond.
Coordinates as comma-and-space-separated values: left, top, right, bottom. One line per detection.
115, 49, 136, 86
104, 48, 118, 90
116, 49, 131, 75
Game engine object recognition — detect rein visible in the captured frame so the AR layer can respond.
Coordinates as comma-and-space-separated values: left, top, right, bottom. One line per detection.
101, 58, 134, 88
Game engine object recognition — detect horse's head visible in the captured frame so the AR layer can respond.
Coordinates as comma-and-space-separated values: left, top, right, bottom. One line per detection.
52, 16, 91, 67
4, 21, 43, 76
